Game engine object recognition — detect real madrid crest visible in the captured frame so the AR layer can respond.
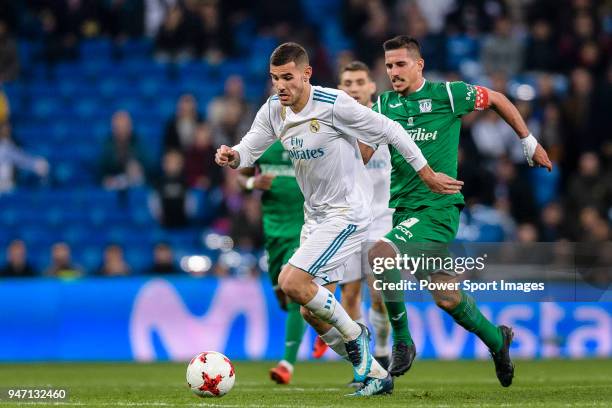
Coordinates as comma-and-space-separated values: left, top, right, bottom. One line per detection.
418, 99, 432, 113
309, 119, 320, 133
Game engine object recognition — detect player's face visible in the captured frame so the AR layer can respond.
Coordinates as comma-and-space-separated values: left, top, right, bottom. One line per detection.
384, 48, 424, 94
270, 62, 312, 106
338, 70, 376, 107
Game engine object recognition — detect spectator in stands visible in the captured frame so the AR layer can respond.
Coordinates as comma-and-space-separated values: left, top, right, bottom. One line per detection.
100, 110, 148, 190
163, 93, 201, 152
207, 75, 252, 145
98, 244, 131, 276
0, 121, 49, 193
154, 4, 199, 62
104, 0, 145, 39
481, 16, 524, 76
37, 7, 79, 64
230, 195, 263, 251
494, 156, 538, 224
539, 202, 567, 242
184, 122, 221, 189
1, 239, 36, 277
193, 0, 233, 61
150, 242, 178, 274
566, 152, 610, 216
341, 0, 391, 65
471, 109, 517, 167
0, 21, 19, 82
516, 223, 539, 243
525, 19, 557, 72
45, 242, 83, 278
150, 149, 191, 228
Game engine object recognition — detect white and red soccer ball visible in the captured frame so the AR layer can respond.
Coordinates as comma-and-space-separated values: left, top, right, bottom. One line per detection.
186, 351, 236, 398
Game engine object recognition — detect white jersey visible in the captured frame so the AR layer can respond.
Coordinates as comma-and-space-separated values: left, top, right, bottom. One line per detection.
365, 145, 394, 222
233, 85, 427, 224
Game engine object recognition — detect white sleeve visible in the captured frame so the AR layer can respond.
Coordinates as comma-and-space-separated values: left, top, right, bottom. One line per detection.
232, 101, 277, 168
333, 92, 427, 171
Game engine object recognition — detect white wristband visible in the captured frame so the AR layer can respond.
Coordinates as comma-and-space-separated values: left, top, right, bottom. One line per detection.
245, 177, 255, 190
521, 133, 538, 166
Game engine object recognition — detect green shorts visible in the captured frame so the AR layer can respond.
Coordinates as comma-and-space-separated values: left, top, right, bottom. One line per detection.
264, 235, 301, 287
383, 205, 461, 278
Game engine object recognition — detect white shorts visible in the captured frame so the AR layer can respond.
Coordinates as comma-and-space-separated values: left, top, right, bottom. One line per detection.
288, 217, 368, 286
340, 212, 393, 285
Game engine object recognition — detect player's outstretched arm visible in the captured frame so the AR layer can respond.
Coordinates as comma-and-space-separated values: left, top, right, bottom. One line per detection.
333, 91, 462, 194
486, 88, 553, 171
217, 102, 277, 170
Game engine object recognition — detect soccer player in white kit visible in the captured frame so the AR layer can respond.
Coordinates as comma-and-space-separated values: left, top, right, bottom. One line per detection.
215, 42, 463, 396
313, 61, 394, 385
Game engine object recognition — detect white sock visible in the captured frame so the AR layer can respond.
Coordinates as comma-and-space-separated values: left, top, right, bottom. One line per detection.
319, 327, 347, 359
278, 359, 294, 373
367, 357, 388, 379
304, 285, 361, 341
355, 316, 366, 326
369, 308, 391, 357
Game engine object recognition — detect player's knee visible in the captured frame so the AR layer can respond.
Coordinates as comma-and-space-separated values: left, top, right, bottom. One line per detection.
278, 265, 298, 299
433, 292, 461, 311
368, 240, 395, 268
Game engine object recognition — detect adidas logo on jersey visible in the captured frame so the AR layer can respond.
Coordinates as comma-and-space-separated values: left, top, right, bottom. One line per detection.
406, 127, 438, 141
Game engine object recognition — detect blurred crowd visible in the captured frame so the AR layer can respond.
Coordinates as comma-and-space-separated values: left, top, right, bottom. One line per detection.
0, 0, 610, 277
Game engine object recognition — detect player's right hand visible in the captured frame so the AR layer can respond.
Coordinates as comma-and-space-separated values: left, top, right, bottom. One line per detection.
215, 145, 239, 168
254, 173, 276, 190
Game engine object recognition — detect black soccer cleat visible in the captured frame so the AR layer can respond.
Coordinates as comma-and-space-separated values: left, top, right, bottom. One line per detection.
490, 325, 515, 387
374, 354, 390, 371
387, 341, 416, 377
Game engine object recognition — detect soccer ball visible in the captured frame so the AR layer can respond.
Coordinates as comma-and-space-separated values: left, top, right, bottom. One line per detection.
186, 351, 236, 397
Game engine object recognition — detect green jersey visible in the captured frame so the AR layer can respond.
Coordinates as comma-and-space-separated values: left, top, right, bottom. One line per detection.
256, 140, 304, 238
372, 80, 485, 210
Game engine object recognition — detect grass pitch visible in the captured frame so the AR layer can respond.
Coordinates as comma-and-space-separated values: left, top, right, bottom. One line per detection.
0, 359, 610, 407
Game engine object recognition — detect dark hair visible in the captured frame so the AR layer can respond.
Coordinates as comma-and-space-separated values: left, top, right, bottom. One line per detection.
340, 60, 372, 79
270, 42, 309, 66
383, 35, 422, 58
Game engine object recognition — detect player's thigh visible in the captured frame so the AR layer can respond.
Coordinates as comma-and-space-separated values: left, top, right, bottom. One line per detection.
288, 220, 367, 287
383, 206, 460, 279
264, 235, 300, 287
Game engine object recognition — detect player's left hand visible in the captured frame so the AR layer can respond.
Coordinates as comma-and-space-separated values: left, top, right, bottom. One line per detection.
418, 166, 464, 194
531, 144, 553, 172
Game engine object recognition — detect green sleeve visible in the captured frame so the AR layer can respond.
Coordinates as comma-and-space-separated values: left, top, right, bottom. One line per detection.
448, 81, 478, 117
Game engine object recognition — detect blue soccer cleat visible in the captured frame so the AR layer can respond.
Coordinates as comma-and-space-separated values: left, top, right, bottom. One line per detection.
344, 323, 373, 383
346, 373, 394, 396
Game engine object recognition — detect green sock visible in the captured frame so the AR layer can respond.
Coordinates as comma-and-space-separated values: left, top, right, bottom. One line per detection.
382, 266, 414, 345
448, 291, 503, 352
282, 302, 306, 365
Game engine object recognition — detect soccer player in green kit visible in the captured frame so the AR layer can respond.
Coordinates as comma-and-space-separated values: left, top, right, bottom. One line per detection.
367, 36, 553, 386
238, 140, 306, 385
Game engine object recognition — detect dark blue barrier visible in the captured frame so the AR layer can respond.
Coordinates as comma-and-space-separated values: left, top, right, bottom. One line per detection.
0, 277, 610, 361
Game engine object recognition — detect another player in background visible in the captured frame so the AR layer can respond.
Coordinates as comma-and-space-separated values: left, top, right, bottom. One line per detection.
237, 139, 306, 385
216, 42, 463, 396
367, 36, 552, 386
312, 62, 392, 384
